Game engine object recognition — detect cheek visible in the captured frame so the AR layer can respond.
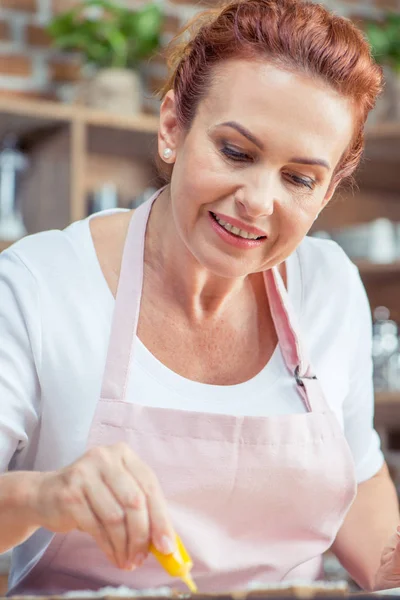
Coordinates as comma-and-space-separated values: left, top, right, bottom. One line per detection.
276, 205, 315, 250
180, 137, 234, 195
173, 154, 213, 205
281, 221, 306, 245
281, 190, 323, 227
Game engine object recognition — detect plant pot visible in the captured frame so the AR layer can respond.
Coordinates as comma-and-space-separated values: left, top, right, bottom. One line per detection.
76, 68, 142, 115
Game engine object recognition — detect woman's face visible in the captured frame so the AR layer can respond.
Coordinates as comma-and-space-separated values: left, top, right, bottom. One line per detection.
159, 59, 355, 278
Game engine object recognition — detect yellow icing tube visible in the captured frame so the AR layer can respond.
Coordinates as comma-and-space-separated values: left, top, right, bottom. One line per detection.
150, 534, 198, 593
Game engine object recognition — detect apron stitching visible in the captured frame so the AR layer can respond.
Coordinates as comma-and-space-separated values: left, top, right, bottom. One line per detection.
95, 422, 342, 445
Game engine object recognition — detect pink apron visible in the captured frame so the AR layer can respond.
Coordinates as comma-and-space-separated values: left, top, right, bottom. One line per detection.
9, 189, 357, 596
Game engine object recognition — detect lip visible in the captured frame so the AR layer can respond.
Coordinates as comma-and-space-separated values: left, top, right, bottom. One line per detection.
211, 211, 267, 237
208, 212, 267, 250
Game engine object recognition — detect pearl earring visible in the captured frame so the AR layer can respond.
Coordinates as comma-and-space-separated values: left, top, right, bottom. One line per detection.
163, 148, 173, 160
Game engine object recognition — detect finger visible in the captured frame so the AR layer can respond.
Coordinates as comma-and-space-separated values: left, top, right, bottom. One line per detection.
123, 453, 175, 554
386, 530, 400, 573
64, 489, 118, 568
125, 493, 150, 568
83, 478, 127, 569
100, 463, 151, 567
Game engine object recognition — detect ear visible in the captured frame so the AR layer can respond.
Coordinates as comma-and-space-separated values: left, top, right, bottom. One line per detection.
158, 90, 182, 163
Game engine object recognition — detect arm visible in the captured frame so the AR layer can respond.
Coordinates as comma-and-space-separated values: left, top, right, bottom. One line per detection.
0, 250, 176, 567
0, 250, 42, 550
329, 262, 397, 590
331, 462, 399, 591
0, 471, 43, 553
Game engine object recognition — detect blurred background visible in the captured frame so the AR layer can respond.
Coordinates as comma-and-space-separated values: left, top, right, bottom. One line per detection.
0, 0, 400, 591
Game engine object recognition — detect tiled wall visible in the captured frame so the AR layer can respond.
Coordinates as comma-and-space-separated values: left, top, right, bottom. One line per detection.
0, 0, 398, 112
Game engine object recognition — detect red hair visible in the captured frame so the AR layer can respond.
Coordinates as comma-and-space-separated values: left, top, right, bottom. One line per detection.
157, 0, 382, 186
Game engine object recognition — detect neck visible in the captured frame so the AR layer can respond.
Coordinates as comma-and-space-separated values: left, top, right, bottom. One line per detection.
145, 189, 254, 321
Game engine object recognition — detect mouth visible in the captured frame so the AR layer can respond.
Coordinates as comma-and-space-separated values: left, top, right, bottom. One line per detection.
209, 212, 267, 240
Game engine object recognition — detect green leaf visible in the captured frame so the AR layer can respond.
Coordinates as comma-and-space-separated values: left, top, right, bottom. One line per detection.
86, 43, 111, 67
103, 28, 128, 67
46, 0, 162, 68
52, 32, 87, 51
135, 3, 162, 40
120, 12, 138, 38
365, 12, 400, 68
366, 24, 390, 59
386, 13, 400, 28
47, 12, 76, 38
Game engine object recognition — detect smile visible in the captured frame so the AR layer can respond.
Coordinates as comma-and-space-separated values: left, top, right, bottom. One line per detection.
208, 212, 267, 250
210, 212, 265, 240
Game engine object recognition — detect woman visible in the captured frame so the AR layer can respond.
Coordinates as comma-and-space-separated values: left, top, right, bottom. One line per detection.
1, 0, 399, 595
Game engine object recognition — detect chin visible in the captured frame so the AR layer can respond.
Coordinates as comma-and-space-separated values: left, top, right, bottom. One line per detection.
191, 245, 255, 279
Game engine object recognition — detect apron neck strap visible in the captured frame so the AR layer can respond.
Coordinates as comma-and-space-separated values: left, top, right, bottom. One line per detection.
100, 193, 157, 401
263, 267, 322, 411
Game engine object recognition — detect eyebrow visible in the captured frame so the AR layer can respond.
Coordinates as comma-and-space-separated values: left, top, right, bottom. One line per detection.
217, 120, 331, 170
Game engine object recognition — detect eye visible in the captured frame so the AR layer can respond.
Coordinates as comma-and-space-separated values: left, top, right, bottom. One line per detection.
220, 145, 252, 163
286, 173, 315, 190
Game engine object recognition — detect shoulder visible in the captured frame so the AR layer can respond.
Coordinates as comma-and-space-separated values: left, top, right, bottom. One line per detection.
0, 208, 131, 288
297, 235, 357, 286
293, 238, 372, 411
89, 210, 132, 297
293, 235, 369, 331
1, 222, 87, 282
295, 235, 361, 303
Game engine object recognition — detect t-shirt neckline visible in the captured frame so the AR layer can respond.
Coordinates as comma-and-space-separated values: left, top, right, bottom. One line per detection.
74, 207, 303, 395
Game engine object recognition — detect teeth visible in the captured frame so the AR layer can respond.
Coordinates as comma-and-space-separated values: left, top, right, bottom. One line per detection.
213, 214, 261, 240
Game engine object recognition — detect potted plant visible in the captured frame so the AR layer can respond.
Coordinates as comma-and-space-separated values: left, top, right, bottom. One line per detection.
365, 14, 400, 121
47, 0, 163, 114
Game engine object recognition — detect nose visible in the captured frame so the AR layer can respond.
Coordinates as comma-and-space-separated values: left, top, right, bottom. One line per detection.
235, 171, 276, 220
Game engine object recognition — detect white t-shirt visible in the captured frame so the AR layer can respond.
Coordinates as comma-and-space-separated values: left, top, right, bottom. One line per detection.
0, 208, 383, 586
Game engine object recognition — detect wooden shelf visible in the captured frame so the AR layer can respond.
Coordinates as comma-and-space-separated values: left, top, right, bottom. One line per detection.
0, 96, 161, 232
376, 391, 400, 404
355, 260, 400, 276
375, 391, 400, 428
366, 121, 400, 140
84, 108, 158, 134
0, 96, 159, 139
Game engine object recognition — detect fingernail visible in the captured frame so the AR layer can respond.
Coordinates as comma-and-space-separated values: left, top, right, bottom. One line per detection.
159, 535, 175, 555
133, 552, 146, 567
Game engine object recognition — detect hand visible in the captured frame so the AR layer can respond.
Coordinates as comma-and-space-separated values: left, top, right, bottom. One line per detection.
375, 527, 400, 591
29, 443, 176, 571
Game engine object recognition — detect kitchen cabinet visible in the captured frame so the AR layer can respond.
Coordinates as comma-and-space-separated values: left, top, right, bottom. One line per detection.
0, 96, 160, 237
